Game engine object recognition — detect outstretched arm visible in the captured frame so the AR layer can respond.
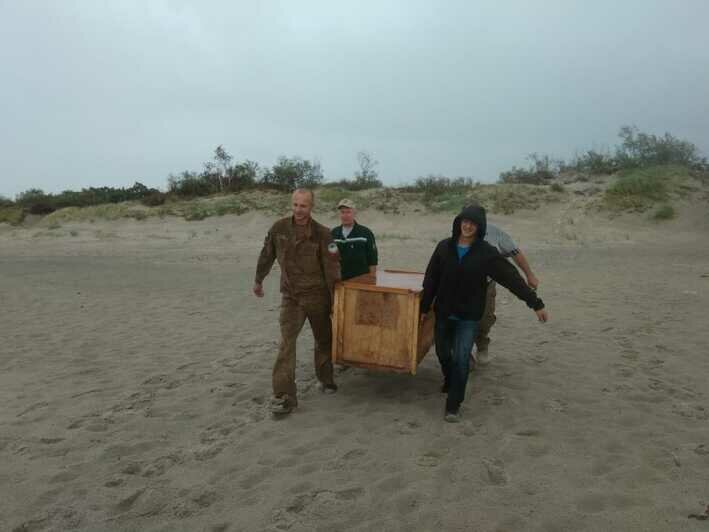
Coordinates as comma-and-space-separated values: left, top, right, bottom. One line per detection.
486, 255, 548, 322
511, 250, 539, 289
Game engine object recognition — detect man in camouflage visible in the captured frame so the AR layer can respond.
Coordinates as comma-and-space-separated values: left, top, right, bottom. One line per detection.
253, 188, 341, 415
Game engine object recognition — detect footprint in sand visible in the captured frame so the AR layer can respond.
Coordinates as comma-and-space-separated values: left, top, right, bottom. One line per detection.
239, 471, 267, 490
142, 453, 184, 477
192, 489, 219, 509
544, 398, 568, 413
694, 444, 709, 456
416, 450, 446, 467
485, 391, 506, 406
49, 470, 80, 484
120, 462, 142, 475
114, 489, 145, 513
200, 421, 237, 444
620, 349, 639, 361
672, 403, 709, 421
529, 354, 548, 365
111, 390, 156, 414
515, 429, 542, 437
194, 444, 225, 461
396, 420, 421, 435
12, 507, 81, 532
16, 401, 49, 418
614, 365, 635, 378
615, 336, 634, 349
643, 358, 665, 371
342, 449, 367, 460
40, 437, 64, 445
483, 458, 508, 485
276, 487, 365, 525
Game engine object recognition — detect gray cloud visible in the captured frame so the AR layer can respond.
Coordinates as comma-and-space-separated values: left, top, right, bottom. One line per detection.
1, 0, 708, 196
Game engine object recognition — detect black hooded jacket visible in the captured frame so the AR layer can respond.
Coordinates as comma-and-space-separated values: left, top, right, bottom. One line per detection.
420, 205, 544, 320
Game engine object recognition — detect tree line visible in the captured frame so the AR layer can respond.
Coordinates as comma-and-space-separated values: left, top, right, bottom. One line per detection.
2, 125, 707, 216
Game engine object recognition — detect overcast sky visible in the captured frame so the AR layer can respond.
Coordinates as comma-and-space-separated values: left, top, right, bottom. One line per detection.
1, 0, 708, 197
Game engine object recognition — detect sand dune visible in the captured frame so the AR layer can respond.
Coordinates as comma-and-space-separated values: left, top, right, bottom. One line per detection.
1, 203, 708, 531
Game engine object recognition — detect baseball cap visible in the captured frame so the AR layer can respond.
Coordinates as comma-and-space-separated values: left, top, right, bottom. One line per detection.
337, 198, 355, 209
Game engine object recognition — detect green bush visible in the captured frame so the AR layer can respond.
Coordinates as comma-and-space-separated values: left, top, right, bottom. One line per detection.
499, 154, 559, 184
184, 207, 210, 221
0, 206, 26, 225
127, 210, 148, 221
141, 191, 167, 206
261, 156, 324, 191
652, 204, 676, 220
502, 126, 708, 184
168, 147, 260, 197
603, 165, 685, 210
15, 183, 163, 214
615, 125, 706, 170
568, 150, 617, 175
550, 183, 565, 193
489, 186, 554, 214
167, 171, 215, 197
408, 175, 474, 195
348, 151, 382, 190
213, 201, 248, 216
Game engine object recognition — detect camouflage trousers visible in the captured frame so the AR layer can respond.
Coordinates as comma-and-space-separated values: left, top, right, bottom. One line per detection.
273, 291, 334, 406
475, 282, 496, 351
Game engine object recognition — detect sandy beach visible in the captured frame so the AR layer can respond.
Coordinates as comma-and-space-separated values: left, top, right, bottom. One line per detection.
1, 203, 708, 531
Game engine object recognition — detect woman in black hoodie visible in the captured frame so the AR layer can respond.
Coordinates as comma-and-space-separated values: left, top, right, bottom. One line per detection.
420, 204, 548, 422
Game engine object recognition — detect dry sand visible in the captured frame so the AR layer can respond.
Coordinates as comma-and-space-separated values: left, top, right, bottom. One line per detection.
1, 202, 708, 531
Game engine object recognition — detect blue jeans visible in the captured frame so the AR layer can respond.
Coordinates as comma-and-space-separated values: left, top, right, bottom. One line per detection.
435, 318, 479, 413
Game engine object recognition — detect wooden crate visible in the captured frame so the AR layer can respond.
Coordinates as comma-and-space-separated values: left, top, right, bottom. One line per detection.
331, 269, 435, 374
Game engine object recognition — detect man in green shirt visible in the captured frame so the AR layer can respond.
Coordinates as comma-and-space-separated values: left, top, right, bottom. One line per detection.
331, 199, 378, 281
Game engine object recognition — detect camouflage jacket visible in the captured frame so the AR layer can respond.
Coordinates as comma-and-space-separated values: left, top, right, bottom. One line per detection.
255, 216, 341, 297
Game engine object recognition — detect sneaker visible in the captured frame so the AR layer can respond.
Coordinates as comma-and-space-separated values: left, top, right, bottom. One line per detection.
476, 349, 494, 366
319, 382, 338, 394
269, 396, 294, 415
444, 410, 461, 423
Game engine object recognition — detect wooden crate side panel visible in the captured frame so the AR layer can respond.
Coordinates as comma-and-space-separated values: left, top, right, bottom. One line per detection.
409, 293, 419, 375
331, 284, 345, 364
340, 287, 412, 370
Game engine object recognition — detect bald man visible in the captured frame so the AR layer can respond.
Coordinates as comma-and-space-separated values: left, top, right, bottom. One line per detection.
254, 188, 341, 415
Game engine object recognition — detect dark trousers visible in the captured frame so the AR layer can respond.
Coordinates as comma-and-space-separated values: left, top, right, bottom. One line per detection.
435, 317, 479, 413
475, 282, 496, 351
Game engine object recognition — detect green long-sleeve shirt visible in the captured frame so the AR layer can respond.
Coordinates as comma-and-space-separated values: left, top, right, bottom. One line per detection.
331, 222, 378, 281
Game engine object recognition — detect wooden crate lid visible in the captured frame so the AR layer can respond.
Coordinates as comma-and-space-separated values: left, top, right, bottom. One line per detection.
340, 269, 424, 294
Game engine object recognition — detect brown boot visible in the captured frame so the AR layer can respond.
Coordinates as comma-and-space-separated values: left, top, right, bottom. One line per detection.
270, 395, 295, 415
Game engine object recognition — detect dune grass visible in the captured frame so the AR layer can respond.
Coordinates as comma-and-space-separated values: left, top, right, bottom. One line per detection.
420, 183, 562, 215
0, 206, 26, 225
9, 166, 703, 227
651, 204, 676, 221
603, 165, 688, 211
